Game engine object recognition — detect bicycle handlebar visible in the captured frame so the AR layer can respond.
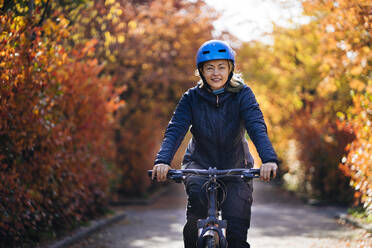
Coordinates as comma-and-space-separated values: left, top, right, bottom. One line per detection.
148, 168, 261, 182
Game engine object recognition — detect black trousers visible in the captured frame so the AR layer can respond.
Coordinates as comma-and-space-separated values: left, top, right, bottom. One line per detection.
183, 175, 253, 248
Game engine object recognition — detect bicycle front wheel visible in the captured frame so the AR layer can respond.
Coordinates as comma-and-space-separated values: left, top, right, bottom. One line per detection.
204, 235, 217, 248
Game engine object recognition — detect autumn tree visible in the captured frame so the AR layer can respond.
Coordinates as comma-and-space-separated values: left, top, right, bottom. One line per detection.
302, 0, 371, 212
68, 0, 217, 195
238, 21, 354, 203
0, 0, 118, 245
238, 0, 371, 209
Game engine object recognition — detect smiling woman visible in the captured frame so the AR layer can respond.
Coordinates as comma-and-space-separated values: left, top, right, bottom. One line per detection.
202, 59, 231, 90
152, 39, 278, 247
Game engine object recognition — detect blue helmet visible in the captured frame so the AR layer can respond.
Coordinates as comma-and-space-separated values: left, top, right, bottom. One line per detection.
196, 40, 235, 68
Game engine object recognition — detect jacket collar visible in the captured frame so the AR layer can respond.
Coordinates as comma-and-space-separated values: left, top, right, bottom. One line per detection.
195, 83, 230, 106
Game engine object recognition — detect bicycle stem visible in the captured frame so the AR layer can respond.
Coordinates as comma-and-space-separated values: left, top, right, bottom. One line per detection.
207, 177, 219, 220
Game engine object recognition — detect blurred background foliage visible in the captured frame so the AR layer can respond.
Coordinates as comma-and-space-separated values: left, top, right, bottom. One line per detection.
239, 0, 371, 208
0, 0, 371, 246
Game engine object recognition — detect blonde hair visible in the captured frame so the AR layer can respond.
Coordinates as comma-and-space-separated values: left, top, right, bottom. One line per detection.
195, 60, 244, 88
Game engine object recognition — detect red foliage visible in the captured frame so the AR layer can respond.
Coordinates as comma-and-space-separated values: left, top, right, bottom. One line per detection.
0, 13, 117, 245
0, 0, 217, 244
69, 0, 217, 196
292, 100, 355, 203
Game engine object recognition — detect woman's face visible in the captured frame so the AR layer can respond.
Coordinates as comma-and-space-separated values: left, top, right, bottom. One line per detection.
202, 59, 230, 90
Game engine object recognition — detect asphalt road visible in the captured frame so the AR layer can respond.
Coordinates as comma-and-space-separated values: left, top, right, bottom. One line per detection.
71, 180, 372, 248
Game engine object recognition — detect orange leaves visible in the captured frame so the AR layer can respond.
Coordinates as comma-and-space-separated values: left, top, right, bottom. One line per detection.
82, 39, 99, 58
0, 0, 215, 244
349, 79, 366, 91
339, 93, 372, 212
317, 77, 338, 97
68, 0, 216, 196
304, 0, 371, 79
302, 0, 372, 212
238, 0, 371, 207
43, 19, 58, 36
1, 6, 117, 246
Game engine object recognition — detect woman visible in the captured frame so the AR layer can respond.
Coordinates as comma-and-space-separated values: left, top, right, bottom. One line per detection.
152, 40, 278, 248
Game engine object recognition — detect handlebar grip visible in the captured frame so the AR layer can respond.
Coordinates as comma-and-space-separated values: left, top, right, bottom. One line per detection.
147, 169, 178, 177
147, 170, 176, 177
148, 170, 183, 183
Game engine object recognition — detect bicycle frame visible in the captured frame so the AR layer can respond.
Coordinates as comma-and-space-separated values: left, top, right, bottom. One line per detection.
196, 173, 228, 248
148, 167, 260, 248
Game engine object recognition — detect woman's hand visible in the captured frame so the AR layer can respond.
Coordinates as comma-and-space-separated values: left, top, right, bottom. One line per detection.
260, 162, 278, 182
152, 163, 172, 182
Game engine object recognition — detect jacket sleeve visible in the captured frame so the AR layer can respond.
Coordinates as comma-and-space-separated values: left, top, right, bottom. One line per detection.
239, 87, 278, 164
154, 91, 192, 165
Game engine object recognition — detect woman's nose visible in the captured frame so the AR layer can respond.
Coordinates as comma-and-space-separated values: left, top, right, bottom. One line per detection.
212, 68, 219, 75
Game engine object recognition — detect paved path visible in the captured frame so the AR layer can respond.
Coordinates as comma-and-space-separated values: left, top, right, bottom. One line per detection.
71, 181, 371, 248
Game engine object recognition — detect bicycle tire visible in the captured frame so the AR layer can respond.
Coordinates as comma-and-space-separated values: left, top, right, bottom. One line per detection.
204, 235, 217, 248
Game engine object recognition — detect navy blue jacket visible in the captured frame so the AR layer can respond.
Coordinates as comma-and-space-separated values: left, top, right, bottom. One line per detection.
154, 83, 278, 169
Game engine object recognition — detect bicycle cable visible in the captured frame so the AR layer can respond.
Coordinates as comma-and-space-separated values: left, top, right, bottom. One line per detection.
200, 178, 227, 209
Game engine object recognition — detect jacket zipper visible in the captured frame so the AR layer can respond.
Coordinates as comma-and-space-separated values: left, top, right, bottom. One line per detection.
215, 94, 220, 168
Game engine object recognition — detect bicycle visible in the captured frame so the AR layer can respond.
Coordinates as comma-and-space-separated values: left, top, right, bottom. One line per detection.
148, 167, 260, 248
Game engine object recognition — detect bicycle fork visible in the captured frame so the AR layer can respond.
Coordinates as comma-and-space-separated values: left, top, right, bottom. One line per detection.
196, 178, 228, 247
